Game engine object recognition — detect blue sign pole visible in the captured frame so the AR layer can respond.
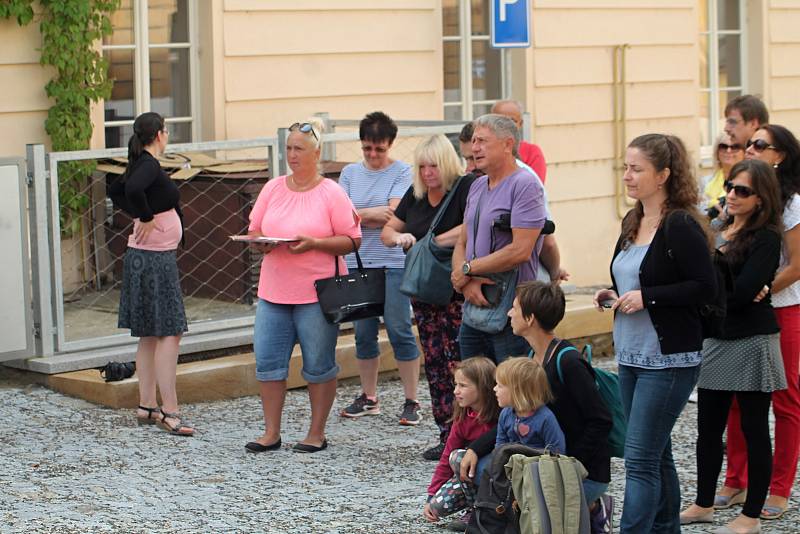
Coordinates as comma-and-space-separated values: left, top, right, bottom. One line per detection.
491, 0, 531, 49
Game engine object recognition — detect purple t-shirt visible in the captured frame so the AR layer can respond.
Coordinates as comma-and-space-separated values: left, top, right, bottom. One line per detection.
464, 168, 546, 282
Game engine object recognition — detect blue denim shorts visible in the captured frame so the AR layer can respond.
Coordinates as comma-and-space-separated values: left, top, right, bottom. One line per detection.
253, 299, 340, 383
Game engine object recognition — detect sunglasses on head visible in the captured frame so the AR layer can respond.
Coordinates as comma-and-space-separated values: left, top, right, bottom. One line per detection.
289, 122, 318, 142
746, 139, 777, 153
718, 143, 742, 152
723, 180, 756, 198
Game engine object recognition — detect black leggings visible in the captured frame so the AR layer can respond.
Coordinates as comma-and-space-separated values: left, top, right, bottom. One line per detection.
695, 388, 772, 518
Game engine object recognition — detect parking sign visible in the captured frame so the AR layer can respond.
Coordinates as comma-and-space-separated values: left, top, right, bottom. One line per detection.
490, 0, 531, 48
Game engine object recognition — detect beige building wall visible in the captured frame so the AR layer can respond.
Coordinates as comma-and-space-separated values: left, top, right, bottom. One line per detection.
0, 15, 51, 157
211, 0, 444, 140
767, 0, 800, 130
526, 0, 698, 285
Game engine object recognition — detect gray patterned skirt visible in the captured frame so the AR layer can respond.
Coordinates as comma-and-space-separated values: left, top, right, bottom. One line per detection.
118, 248, 188, 338
698, 333, 786, 392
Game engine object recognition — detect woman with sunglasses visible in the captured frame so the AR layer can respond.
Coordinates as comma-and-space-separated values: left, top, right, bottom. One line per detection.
701, 133, 745, 219
338, 111, 423, 427
592, 134, 717, 533
681, 159, 786, 534
107, 112, 194, 436
717, 125, 800, 520
245, 118, 362, 454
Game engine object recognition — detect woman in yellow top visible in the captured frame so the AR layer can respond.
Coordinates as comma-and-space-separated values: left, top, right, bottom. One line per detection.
701, 132, 745, 216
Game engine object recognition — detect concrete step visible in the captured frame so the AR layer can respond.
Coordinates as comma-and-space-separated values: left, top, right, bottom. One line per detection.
40, 294, 612, 408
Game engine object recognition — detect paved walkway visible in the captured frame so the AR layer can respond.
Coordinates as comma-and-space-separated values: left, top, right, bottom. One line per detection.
1, 363, 798, 533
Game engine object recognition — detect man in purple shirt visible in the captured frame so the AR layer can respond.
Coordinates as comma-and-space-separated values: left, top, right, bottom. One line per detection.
451, 114, 546, 362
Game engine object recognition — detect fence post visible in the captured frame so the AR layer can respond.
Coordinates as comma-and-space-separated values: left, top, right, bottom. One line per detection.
26, 144, 55, 357
522, 111, 533, 142
277, 127, 288, 176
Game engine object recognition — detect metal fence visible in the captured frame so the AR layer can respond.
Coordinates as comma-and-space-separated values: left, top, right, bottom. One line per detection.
23, 120, 468, 369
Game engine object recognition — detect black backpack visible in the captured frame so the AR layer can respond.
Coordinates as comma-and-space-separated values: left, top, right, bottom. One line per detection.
467, 443, 544, 534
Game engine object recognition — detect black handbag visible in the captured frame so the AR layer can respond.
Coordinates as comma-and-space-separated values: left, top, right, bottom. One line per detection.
314, 238, 386, 324
399, 177, 463, 305
99, 361, 136, 382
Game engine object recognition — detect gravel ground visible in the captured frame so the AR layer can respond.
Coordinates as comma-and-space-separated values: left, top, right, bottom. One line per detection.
1, 362, 798, 534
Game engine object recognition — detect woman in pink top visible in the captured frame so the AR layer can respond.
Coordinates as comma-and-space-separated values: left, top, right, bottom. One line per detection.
244, 118, 362, 454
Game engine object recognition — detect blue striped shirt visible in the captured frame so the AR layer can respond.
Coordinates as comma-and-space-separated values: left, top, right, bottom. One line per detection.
339, 160, 411, 269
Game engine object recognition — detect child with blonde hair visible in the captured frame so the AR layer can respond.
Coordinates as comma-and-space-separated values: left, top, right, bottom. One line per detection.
494, 357, 565, 452
423, 357, 500, 524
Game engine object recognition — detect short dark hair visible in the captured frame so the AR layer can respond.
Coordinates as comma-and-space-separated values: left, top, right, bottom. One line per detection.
459, 122, 474, 144
359, 111, 398, 144
725, 95, 769, 125
515, 281, 566, 332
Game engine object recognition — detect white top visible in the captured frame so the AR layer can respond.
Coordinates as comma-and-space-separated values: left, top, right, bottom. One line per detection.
773, 193, 800, 308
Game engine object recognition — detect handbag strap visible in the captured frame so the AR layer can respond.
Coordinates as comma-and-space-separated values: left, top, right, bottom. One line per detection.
333, 235, 363, 277
427, 176, 464, 234
471, 185, 487, 260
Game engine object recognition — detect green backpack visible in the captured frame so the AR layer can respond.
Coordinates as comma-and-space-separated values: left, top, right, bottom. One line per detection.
555, 344, 627, 459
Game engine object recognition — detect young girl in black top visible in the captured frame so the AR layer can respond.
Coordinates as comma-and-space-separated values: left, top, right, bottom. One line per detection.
109, 112, 194, 436
681, 159, 785, 534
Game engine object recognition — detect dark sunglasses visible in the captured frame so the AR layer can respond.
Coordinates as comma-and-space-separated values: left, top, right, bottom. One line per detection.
723, 180, 756, 198
746, 139, 777, 153
718, 143, 742, 152
289, 122, 318, 142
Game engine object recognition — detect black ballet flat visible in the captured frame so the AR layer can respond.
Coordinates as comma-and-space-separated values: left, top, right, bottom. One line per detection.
291, 439, 328, 453
244, 438, 282, 453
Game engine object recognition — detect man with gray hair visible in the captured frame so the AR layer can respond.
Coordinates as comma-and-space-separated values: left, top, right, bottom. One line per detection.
450, 114, 546, 362
491, 100, 547, 183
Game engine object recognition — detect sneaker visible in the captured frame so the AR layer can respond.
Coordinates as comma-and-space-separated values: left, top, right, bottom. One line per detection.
399, 399, 422, 426
340, 393, 380, 418
590, 494, 613, 534
445, 510, 470, 532
423, 442, 446, 461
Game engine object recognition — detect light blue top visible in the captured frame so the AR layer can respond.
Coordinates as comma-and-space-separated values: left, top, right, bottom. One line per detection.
612, 243, 702, 369
496, 406, 566, 453
338, 160, 411, 269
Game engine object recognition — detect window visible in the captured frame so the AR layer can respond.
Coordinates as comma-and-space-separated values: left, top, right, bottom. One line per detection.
699, 0, 746, 155
442, 0, 511, 120
102, 0, 199, 148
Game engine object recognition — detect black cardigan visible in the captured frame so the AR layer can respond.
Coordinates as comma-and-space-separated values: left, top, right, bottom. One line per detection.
108, 152, 181, 222
611, 210, 717, 355
719, 228, 781, 339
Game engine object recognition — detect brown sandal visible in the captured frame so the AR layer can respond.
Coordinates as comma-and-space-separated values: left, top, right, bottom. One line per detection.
136, 405, 161, 426
157, 411, 195, 436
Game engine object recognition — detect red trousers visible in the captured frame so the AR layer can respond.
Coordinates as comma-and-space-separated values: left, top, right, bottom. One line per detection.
725, 305, 800, 497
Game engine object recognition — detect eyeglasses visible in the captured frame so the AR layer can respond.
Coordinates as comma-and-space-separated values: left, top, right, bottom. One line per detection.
361, 144, 389, 154
288, 122, 318, 142
723, 180, 756, 198
718, 143, 743, 152
746, 139, 778, 153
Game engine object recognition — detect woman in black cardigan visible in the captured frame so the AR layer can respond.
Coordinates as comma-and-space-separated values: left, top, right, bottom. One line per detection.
680, 160, 785, 534
593, 134, 716, 533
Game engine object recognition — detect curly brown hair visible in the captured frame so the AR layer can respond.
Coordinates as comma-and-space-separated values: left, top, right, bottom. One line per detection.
621, 134, 710, 248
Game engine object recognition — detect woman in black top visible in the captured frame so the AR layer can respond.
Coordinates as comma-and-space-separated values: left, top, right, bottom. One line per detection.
680, 160, 785, 534
381, 134, 475, 460
108, 112, 193, 436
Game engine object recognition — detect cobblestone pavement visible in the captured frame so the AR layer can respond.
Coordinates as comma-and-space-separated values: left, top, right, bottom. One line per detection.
1, 362, 798, 534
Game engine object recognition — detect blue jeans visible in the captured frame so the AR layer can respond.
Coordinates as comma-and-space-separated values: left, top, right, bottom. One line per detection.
618, 364, 699, 534
583, 479, 609, 506
353, 268, 419, 362
253, 299, 340, 383
458, 321, 529, 364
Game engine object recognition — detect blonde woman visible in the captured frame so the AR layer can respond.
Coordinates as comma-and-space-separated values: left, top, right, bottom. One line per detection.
382, 134, 475, 460
701, 132, 745, 218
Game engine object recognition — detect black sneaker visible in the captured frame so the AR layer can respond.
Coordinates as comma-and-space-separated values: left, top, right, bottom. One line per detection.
445, 510, 470, 532
399, 399, 422, 426
423, 442, 446, 461
340, 393, 380, 418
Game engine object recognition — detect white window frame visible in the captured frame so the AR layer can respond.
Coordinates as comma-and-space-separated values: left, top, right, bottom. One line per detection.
102, 0, 200, 145
443, 1, 511, 121
699, 0, 747, 161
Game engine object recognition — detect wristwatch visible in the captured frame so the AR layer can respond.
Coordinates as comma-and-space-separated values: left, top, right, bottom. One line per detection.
462, 261, 472, 275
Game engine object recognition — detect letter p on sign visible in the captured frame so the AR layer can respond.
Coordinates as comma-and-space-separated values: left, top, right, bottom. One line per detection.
491, 0, 531, 48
